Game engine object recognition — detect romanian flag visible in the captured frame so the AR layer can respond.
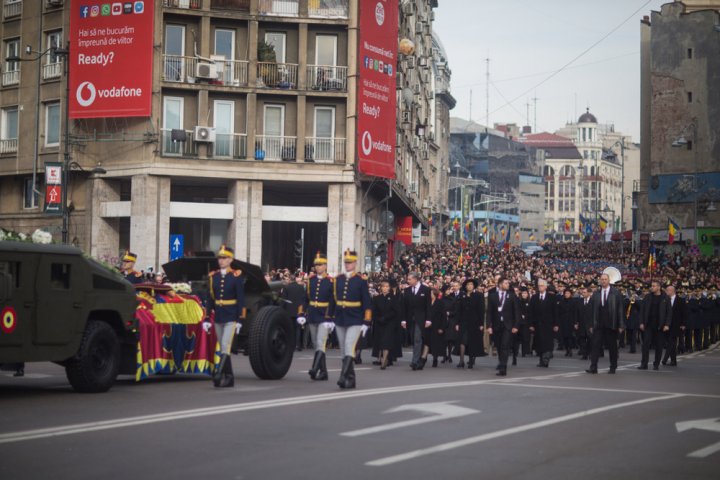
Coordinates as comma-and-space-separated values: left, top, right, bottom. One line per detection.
482, 223, 488, 234
564, 219, 571, 232
599, 215, 608, 233
453, 217, 460, 231
500, 225, 506, 238
668, 217, 680, 245
648, 244, 657, 272
465, 220, 472, 234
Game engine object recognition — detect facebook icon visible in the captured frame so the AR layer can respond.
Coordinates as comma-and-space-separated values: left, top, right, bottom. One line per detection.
79, 5, 90, 18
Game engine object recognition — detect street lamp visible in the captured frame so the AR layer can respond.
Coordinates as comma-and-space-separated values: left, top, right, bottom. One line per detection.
672, 122, 698, 247
610, 138, 626, 254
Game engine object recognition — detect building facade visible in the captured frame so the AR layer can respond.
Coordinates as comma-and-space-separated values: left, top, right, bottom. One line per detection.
0, 0, 449, 273
638, 1, 720, 255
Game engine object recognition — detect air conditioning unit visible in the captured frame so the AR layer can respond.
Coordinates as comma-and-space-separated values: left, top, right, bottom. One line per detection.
409, 182, 418, 194
418, 56, 428, 68
415, 22, 423, 33
430, 11, 435, 21
406, 56, 416, 69
195, 62, 218, 80
396, 72, 404, 89
402, 1, 415, 15
421, 147, 429, 160
422, 199, 431, 209
193, 126, 216, 143
413, 83, 421, 95
401, 110, 411, 124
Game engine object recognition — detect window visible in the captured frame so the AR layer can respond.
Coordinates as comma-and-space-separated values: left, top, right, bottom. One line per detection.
687, 48, 693, 59
544, 165, 555, 212
1, 107, 18, 140
3, 38, 20, 85
162, 96, 184, 155
687, 91, 692, 103
164, 25, 185, 82
315, 34, 337, 66
214, 28, 235, 84
313, 106, 335, 161
23, 177, 39, 209
45, 102, 61, 147
265, 32, 286, 63
50, 263, 71, 290
47, 30, 63, 64
558, 165, 576, 213
213, 100, 234, 157
0, 261, 20, 288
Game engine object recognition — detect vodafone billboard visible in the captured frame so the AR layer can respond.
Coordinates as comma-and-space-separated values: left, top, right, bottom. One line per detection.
357, 0, 398, 179
69, 1, 154, 118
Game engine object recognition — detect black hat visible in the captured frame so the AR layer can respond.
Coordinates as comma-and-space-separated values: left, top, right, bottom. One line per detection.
462, 278, 477, 290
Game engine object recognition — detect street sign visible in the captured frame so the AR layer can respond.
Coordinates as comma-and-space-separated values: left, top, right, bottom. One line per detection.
169, 234, 184, 261
676, 417, 720, 458
340, 402, 480, 437
44, 185, 62, 214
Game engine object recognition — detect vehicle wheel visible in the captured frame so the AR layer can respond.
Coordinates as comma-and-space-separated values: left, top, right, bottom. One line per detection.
248, 306, 294, 380
65, 321, 120, 393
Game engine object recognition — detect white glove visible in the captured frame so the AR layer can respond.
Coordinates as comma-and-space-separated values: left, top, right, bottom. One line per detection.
321, 321, 335, 332
235, 322, 242, 334
401, 321, 407, 329
202, 322, 212, 333
424, 321, 432, 328
361, 325, 370, 337
296, 316, 307, 326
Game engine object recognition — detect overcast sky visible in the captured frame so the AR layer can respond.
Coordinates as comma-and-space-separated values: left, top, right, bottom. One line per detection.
433, 0, 670, 141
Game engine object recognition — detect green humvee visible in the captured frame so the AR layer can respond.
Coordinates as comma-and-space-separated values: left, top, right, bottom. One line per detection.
0, 241, 137, 393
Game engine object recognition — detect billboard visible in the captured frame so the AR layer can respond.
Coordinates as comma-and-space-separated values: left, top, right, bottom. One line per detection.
395, 216, 413, 246
69, 1, 154, 118
357, 0, 398, 179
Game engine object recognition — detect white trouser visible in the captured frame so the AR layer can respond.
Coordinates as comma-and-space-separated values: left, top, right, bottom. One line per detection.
335, 325, 362, 358
308, 323, 331, 353
215, 322, 236, 354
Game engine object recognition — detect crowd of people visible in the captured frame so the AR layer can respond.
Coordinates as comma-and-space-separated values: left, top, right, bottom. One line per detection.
281, 242, 720, 381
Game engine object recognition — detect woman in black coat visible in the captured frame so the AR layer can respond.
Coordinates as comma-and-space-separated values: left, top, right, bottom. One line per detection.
442, 284, 460, 364
557, 289, 579, 357
420, 288, 447, 368
372, 280, 402, 369
455, 279, 485, 369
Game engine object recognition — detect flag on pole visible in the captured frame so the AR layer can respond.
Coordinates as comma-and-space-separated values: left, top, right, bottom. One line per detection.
578, 215, 585, 234
564, 219, 571, 232
668, 217, 680, 245
648, 244, 657, 272
599, 215, 608, 233
515, 229, 520, 242
452, 217, 460, 231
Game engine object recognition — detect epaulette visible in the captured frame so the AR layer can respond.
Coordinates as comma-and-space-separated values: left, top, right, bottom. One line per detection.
232, 270, 242, 277
209, 270, 218, 277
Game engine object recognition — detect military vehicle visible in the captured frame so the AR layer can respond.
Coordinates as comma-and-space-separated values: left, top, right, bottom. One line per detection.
0, 241, 137, 393
161, 256, 295, 380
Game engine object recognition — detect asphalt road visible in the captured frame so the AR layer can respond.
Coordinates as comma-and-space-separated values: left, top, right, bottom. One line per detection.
1, 344, 719, 480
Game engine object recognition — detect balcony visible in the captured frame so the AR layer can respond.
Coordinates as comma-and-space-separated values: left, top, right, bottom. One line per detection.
42, 62, 62, 80
258, 0, 298, 17
0, 138, 18, 154
3, 0, 21, 19
210, 133, 247, 159
211, 0, 250, 11
162, 0, 201, 9
163, 55, 197, 83
215, 59, 249, 87
1, 69, 19, 86
306, 65, 347, 92
256, 62, 298, 89
304, 137, 345, 163
160, 129, 198, 157
308, 0, 348, 19
254, 135, 297, 161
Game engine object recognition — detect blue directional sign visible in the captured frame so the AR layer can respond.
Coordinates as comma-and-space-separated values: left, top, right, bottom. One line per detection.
170, 234, 184, 261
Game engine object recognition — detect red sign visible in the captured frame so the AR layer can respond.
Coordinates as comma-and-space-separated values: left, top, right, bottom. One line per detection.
69, 1, 154, 118
357, 0, 398, 179
395, 216, 413, 246
45, 185, 62, 213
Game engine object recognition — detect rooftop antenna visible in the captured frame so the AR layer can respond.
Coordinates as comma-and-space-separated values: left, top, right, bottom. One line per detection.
485, 57, 490, 127
532, 93, 539, 133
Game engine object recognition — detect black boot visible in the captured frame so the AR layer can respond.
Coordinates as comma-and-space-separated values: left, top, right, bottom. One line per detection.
316, 352, 328, 381
337, 356, 356, 389
355, 350, 363, 365
213, 354, 235, 388
417, 357, 427, 370
512, 355, 517, 366
467, 357, 475, 369
432, 357, 438, 368
308, 350, 322, 380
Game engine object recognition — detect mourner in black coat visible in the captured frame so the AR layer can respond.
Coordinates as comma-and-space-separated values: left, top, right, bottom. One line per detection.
372, 280, 402, 369
403, 273, 432, 370
454, 279, 485, 369
487, 277, 521, 376
662, 284, 686, 366
576, 286, 594, 359
586, 273, 625, 374
423, 289, 448, 368
638, 280, 672, 370
529, 279, 559, 367
557, 289, 579, 357
442, 282, 462, 363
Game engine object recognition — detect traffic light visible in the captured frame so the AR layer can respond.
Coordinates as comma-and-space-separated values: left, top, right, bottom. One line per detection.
294, 239, 303, 258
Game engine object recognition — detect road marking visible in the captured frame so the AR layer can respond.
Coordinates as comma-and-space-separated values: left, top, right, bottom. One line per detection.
483, 381, 720, 399
366, 394, 684, 467
676, 417, 720, 458
296, 368, 372, 373
341, 402, 480, 437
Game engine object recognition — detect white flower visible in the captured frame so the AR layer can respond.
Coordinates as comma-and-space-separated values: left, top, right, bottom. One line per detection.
0, 229, 5, 241
31, 229, 52, 244
18, 233, 27, 241
170, 283, 192, 294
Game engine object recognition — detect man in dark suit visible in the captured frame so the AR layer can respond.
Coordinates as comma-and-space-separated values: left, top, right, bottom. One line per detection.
638, 280, 672, 370
576, 285, 594, 360
487, 277, 521, 376
586, 272, 625, 374
402, 272, 432, 370
529, 278, 558, 367
662, 284, 686, 366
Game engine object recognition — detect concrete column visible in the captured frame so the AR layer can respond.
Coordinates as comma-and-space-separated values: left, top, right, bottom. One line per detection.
89, 178, 120, 262
298, 23, 308, 90
247, 93, 258, 159
130, 175, 170, 272
297, 95, 307, 163
228, 180, 263, 264
327, 183, 358, 274
346, 0, 359, 166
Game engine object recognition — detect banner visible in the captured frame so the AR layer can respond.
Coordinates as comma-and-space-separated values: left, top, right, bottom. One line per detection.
69, 1, 154, 118
357, 0, 398, 179
395, 216, 413, 246
44, 163, 63, 215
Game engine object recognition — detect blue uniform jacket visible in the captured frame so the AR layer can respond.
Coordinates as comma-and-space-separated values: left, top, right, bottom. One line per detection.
333, 272, 372, 327
123, 270, 144, 285
208, 268, 246, 324
304, 274, 335, 324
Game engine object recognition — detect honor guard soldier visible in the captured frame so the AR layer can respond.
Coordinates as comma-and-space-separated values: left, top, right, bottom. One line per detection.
120, 251, 143, 285
304, 253, 336, 381
206, 245, 245, 388
333, 249, 372, 389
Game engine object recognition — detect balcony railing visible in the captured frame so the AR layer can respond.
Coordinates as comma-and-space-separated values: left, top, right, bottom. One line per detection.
2, 70, 19, 86
163, 0, 201, 9
0, 138, 18, 154
43, 62, 62, 80
304, 137, 345, 163
257, 62, 298, 89
308, 0, 348, 19
254, 135, 297, 161
163, 55, 197, 83
211, 0, 250, 10
258, 0, 298, 16
306, 65, 347, 92
215, 59, 249, 87
160, 129, 198, 157
210, 133, 247, 159
3, 0, 22, 19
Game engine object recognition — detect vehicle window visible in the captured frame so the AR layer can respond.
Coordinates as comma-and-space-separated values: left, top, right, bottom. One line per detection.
51, 263, 71, 289
0, 261, 21, 288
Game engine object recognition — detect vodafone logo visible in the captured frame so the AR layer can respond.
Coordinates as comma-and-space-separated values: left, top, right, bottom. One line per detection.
76, 81, 97, 107
375, 2, 385, 26
361, 131, 373, 156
